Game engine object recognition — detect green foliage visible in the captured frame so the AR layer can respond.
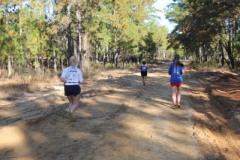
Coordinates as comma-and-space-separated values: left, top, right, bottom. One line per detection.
124, 63, 136, 69
105, 62, 115, 69
166, 0, 240, 68
189, 60, 228, 71
0, 0, 171, 74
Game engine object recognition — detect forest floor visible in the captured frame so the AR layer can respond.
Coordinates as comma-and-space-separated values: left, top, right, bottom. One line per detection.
0, 61, 239, 160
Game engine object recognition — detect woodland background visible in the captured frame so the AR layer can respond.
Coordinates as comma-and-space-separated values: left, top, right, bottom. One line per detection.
0, 0, 240, 78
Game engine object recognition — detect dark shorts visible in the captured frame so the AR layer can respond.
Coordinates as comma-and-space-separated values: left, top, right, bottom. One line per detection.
170, 82, 182, 87
141, 71, 147, 77
64, 85, 81, 96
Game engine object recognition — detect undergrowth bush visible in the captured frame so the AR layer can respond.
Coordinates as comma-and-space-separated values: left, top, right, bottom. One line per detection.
105, 63, 115, 69
124, 63, 137, 70
189, 60, 229, 71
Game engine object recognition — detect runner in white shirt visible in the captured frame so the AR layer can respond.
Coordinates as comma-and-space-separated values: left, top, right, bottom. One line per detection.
60, 55, 83, 121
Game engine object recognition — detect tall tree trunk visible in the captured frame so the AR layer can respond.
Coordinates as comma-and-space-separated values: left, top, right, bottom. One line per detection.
103, 44, 108, 67
53, 47, 57, 72
61, 56, 64, 70
66, 4, 73, 63
195, 50, 200, 62
219, 40, 225, 66
7, 55, 12, 77
82, 32, 90, 71
223, 41, 235, 69
225, 23, 235, 69
19, 10, 25, 70
203, 45, 207, 62
47, 58, 50, 70
76, 3, 82, 68
199, 46, 207, 62
226, 41, 235, 69
114, 47, 120, 68
67, 23, 74, 62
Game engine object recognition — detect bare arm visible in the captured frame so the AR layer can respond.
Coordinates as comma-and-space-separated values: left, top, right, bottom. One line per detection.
60, 77, 66, 82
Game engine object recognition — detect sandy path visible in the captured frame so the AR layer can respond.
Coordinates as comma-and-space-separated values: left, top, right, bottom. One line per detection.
0, 62, 239, 160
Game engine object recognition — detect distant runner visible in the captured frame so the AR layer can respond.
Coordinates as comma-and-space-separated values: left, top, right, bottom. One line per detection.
168, 54, 185, 109
140, 61, 148, 86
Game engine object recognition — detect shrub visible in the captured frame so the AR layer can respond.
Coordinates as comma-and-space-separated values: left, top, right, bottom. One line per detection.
189, 60, 228, 71
105, 63, 114, 69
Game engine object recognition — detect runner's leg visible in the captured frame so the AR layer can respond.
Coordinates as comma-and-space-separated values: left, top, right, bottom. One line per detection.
171, 86, 177, 105
176, 86, 182, 106
67, 96, 74, 112
144, 75, 147, 85
71, 94, 81, 113
142, 76, 145, 85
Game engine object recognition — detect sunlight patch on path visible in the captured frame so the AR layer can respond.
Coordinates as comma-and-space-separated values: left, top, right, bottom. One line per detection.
0, 125, 34, 160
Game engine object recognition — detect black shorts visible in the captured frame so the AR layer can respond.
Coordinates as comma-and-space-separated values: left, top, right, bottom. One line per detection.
64, 85, 81, 96
141, 71, 147, 77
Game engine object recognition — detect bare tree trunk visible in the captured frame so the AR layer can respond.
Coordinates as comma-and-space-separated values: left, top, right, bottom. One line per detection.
227, 29, 235, 69
199, 46, 203, 62
103, 44, 108, 67
219, 40, 225, 66
66, 5, 73, 63
53, 47, 57, 72
7, 55, 12, 77
35, 56, 38, 71
223, 21, 235, 69
222, 41, 235, 69
114, 47, 120, 68
67, 23, 74, 62
76, 4, 82, 68
203, 45, 207, 62
226, 42, 235, 69
47, 58, 50, 70
82, 32, 90, 71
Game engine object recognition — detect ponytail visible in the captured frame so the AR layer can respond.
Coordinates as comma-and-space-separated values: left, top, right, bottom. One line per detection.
173, 54, 184, 67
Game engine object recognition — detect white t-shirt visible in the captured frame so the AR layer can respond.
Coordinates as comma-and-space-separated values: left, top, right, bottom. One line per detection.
61, 66, 83, 85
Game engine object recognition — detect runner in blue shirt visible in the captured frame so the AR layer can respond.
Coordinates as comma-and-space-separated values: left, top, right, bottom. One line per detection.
140, 61, 148, 86
168, 54, 185, 109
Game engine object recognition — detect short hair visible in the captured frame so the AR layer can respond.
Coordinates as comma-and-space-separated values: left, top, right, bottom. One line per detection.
142, 61, 146, 65
69, 55, 78, 66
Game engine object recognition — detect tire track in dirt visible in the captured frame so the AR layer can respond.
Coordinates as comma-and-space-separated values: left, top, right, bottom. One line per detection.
123, 65, 202, 160
0, 92, 66, 125
87, 64, 203, 160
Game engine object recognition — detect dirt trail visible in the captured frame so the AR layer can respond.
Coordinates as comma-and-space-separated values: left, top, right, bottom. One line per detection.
0, 62, 239, 160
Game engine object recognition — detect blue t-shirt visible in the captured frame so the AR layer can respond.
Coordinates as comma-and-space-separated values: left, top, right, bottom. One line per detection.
140, 65, 148, 72
168, 62, 184, 83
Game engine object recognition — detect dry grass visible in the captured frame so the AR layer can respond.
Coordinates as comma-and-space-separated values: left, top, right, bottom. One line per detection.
0, 66, 102, 100
0, 65, 110, 101
0, 73, 61, 100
